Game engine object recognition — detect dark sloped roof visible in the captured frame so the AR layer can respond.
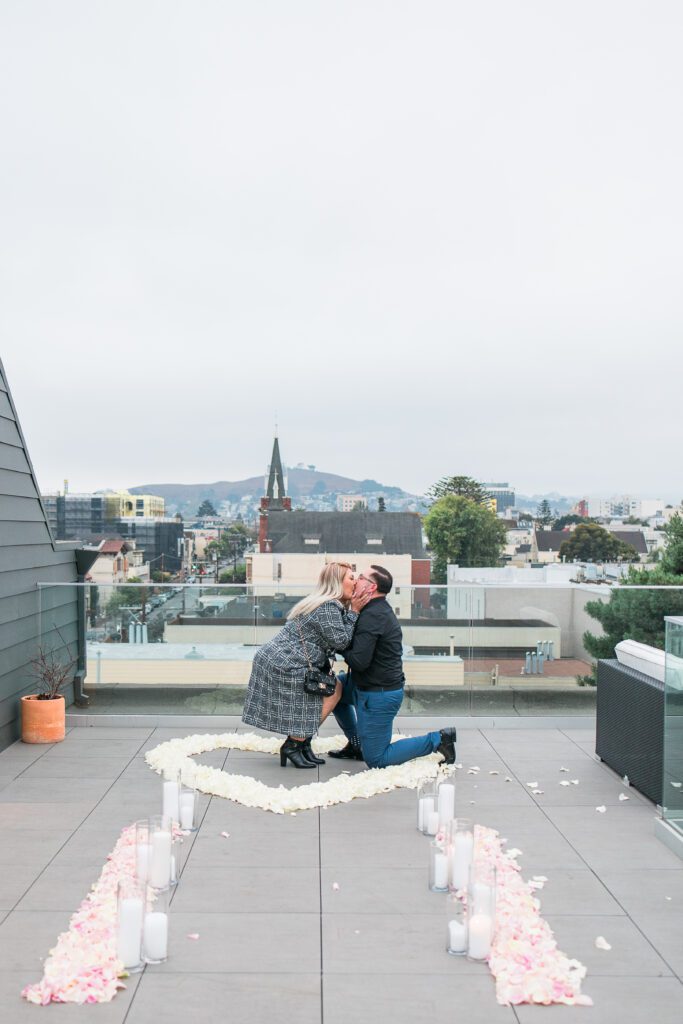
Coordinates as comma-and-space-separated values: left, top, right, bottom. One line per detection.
264, 510, 424, 555
610, 530, 648, 554
535, 530, 571, 552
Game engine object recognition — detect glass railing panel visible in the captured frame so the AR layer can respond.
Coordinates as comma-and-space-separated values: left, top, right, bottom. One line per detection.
664, 616, 683, 834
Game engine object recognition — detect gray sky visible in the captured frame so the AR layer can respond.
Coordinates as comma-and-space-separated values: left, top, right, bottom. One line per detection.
2, 2, 681, 499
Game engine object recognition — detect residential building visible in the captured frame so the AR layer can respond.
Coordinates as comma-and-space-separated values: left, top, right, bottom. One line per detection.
83, 539, 150, 586
587, 495, 665, 520
336, 494, 368, 512
44, 489, 165, 539
114, 517, 185, 574
104, 490, 165, 519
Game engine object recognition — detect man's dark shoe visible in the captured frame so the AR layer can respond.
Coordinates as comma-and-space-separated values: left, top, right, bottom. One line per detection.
436, 727, 457, 764
329, 739, 364, 761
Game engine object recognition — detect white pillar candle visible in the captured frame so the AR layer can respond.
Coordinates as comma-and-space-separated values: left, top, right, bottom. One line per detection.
433, 851, 449, 890
117, 896, 144, 968
437, 783, 455, 826
450, 831, 474, 890
143, 911, 169, 961
149, 830, 172, 889
468, 913, 493, 959
426, 810, 440, 836
162, 779, 180, 822
135, 843, 152, 882
472, 881, 495, 917
448, 919, 467, 953
179, 791, 195, 830
418, 797, 435, 832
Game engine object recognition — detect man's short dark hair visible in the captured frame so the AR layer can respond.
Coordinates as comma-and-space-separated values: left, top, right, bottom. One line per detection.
370, 564, 393, 594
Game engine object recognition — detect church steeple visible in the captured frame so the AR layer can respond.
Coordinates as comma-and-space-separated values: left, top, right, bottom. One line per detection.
266, 436, 287, 509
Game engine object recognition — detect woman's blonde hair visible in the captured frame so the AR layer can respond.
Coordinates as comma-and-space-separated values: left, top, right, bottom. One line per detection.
287, 562, 353, 620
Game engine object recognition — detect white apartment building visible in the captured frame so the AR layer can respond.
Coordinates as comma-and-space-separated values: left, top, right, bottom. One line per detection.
587, 495, 665, 520
336, 494, 368, 512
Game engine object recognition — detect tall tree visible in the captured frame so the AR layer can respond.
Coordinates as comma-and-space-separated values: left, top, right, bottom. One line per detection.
428, 475, 489, 504
584, 566, 683, 658
424, 495, 507, 581
535, 499, 553, 526
559, 523, 639, 563
660, 513, 683, 575
197, 499, 217, 517
377, 496, 387, 512
552, 513, 592, 531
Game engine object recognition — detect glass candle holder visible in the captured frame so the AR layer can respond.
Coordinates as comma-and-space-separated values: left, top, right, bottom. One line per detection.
448, 817, 474, 892
445, 891, 468, 956
116, 877, 145, 973
162, 768, 181, 824
416, 779, 437, 833
179, 778, 197, 832
429, 839, 450, 892
148, 814, 173, 890
143, 886, 170, 964
436, 777, 456, 829
467, 863, 496, 961
134, 818, 152, 884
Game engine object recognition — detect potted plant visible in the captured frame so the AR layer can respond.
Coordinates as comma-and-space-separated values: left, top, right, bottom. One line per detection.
21, 632, 76, 744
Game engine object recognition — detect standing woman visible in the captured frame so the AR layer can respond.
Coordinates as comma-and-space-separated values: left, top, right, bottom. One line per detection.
242, 562, 366, 768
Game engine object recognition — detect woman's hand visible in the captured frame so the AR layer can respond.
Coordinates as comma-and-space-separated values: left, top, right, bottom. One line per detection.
350, 591, 372, 614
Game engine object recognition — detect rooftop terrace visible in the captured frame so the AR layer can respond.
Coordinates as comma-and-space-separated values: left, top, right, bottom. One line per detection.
1, 715, 681, 1023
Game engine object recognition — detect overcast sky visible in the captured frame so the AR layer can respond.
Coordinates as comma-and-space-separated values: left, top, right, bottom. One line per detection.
1, 2, 681, 499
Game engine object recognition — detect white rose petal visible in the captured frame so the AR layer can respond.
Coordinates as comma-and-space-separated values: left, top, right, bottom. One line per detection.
595, 936, 611, 950
619, 794, 629, 801
595, 805, 607, 813
526, 782, 539, 788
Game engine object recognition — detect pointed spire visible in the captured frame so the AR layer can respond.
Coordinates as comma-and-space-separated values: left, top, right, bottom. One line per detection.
266, 436, 287, 509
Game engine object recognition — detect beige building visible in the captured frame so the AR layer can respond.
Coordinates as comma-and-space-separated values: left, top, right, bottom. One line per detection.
105, 491, 165, 519
336, 494, 368, 512
246, 551, 414, 608
85, 539, 150, 585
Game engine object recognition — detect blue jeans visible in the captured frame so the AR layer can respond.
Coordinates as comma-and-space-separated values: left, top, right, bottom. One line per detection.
355, 688, 441, 768
333, 670, 359, 741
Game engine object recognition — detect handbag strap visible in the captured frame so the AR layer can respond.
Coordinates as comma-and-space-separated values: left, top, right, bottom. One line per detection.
295, 616, 315, 672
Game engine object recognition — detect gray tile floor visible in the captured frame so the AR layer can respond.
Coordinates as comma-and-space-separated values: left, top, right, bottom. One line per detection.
0, 718, 682, 1023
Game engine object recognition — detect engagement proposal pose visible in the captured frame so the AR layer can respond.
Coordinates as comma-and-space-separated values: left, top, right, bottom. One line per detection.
242, 561, 368, 767
332, 564, 457, 767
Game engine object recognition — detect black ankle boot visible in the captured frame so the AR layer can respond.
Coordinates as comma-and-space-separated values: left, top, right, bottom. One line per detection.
328, 738, 364, 761
436, 727, 457, 764
301, 738, 325, 765
280, 737, 317, 769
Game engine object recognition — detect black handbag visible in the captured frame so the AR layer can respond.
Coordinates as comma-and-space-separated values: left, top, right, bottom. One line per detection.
296, 618, 337, 697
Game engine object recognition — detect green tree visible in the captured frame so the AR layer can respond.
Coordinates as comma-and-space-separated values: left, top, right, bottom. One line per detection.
428, 475, 489, 504
559, 524, 639, 563
660, 514, 683, 575
424, 495, 507, 581
583, 566, 683, 658
536, 499, 553, 526
105, 578, 149, 622
197, 499, 217, 517
377, 496, 387, 512
552, 514, 592, 531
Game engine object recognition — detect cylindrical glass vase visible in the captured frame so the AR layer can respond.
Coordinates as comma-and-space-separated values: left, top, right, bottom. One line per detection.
116, 877, 145, 973
429, 839, 450, 893
162, 769, 181, 824
179, 778, 198, 832
448, 817, 474, 892
467, 863, 496, 961
436, 778, 456, 829
134, 818, 152, 885
143, 886, 170, 964
148, 814, 173, 890
445, 891, 468, 956
416, 779, 437, 833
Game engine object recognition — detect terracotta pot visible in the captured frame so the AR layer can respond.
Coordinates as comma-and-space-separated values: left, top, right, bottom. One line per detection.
21, 694, 66, 744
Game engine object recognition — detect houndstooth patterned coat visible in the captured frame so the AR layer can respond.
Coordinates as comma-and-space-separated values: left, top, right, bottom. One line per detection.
242, 601, 358, 736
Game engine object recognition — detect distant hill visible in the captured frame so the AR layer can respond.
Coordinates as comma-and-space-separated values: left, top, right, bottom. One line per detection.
130, 467, 411, 515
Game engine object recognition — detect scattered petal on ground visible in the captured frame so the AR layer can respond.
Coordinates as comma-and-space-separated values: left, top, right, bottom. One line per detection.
595, 805, 607, 813
532, 876, 549, 882
187, 933, 200, 940
506, 848, 523, 857
529, 880, 545, 890
665, 896, 672, 901
220, 831, 230, 839
559, 767, 570, 773
595, 936, 611, 950
504, 776, 513, 782
332, 882, 340, 892
526, 781, 539, 788
671, 782, 682, 789
570, 780, 580, 785
489, 770, 499, 775
619, 794, 630, 801
532, 790, 544, 795
560, 781, 571, 787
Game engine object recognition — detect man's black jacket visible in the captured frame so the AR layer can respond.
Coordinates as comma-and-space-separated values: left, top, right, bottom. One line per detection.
343, 596, 404, 691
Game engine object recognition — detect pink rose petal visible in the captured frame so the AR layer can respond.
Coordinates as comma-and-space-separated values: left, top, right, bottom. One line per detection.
186, 933, 200, 941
